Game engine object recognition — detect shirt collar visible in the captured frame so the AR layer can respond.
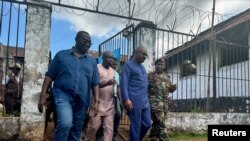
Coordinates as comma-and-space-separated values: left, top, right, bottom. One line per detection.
69, 47, 88, 58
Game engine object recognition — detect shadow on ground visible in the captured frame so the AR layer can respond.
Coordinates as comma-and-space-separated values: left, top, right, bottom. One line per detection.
45, 121, 135, 141
45, 121, 207, 141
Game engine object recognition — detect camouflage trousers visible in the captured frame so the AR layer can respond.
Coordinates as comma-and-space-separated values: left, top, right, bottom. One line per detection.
149, 111, 170, 141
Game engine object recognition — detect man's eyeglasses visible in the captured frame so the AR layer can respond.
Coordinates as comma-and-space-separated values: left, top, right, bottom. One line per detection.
138, 51, 148, 57
78, 38, 92, 46
83, 40, 92, 46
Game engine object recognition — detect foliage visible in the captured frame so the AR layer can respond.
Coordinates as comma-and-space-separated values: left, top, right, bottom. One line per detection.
0, 109, 20, 117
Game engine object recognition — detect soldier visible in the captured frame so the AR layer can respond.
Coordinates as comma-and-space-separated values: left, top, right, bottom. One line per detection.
148, 58, 176, 141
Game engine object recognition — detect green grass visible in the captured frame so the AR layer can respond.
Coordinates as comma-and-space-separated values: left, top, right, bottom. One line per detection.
0, 107, 20, 117
0, 107, 3, 117
169, 131, 207, 141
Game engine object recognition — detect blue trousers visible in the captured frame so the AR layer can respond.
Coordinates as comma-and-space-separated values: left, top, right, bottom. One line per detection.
127, 107, 151, 141
54, 94, 87, 141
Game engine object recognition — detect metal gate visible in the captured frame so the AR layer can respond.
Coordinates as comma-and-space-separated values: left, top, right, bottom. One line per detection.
99, 24, 135, 66
0, 0, 26, 117
98, 21, 250, 115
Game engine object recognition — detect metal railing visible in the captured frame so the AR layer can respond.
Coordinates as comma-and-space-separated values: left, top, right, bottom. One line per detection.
98, 23, 250, 115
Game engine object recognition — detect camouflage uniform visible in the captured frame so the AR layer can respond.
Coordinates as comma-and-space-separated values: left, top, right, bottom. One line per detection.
148, 72, 171, 141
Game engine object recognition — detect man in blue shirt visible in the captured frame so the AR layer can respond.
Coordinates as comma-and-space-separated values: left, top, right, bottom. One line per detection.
38, 31, 100, 141
120, 46, 151, 141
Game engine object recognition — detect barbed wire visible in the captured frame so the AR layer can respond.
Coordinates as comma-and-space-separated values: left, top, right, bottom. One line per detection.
2, 0, 249, 43
55, 1, 221, 32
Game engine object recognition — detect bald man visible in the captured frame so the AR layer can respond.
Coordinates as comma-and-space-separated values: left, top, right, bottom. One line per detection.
120, 46, 151, 141
85, 51, 116, 141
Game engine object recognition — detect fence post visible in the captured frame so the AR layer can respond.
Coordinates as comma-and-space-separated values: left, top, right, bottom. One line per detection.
134, 21, 157, 73
19, 0, 51, 140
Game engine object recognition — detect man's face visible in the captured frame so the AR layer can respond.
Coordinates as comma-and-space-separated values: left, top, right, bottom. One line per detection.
103, 53, 114, 67
111, 59, 118, 69
155, 62, 165, 72
12, 68, 21, 76
136, 49, 148, 63
75, 33, 91, 54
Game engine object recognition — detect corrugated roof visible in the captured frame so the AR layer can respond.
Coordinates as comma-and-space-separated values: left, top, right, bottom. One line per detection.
164, 8, 250, 59
0, 44, 25, 57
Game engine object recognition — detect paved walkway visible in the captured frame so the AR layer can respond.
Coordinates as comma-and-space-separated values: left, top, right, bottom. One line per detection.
45, 121, 151, 141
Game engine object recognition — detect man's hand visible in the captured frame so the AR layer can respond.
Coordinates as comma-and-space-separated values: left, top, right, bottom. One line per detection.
107, 78, 116, 85
93, 100, 100, 116
38, 93, 47, 113
169, 84, 177, 93
124, 99, 133, 111
100, 78, 116, 88
39, 76, 53, 113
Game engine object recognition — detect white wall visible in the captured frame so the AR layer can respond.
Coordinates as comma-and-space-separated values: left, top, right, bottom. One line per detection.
168, 47, 250, 99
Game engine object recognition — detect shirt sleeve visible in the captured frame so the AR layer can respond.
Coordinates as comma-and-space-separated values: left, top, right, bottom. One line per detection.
120, 63, 130, 101
91, 60, 100, 87
46, 53, 60, 80
115, 71, 120, 86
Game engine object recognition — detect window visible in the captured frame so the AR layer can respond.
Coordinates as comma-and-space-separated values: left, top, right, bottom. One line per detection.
219, 42, 249, 67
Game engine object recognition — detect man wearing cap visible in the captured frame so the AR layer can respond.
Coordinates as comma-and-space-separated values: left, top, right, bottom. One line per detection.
3, 63, 22, 115
38, 31, 100, 141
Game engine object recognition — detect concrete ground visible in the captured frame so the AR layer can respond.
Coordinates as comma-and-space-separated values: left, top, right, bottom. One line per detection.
45, 121, 136, 141
45, 123, 207, 141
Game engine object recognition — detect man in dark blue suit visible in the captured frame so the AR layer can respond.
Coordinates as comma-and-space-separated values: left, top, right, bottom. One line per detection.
120, 46, 151, 141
